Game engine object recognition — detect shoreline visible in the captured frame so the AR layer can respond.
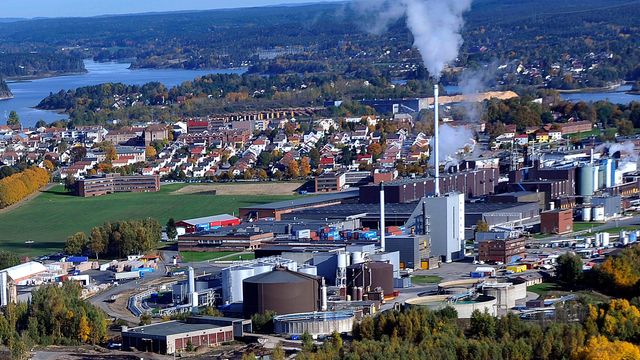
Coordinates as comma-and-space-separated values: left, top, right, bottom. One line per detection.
0, 95, 14, 101
5, 70, 89, 82
555, 82, 625, 94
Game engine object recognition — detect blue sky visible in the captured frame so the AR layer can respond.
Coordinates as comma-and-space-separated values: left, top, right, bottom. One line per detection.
1, 0, 346, 18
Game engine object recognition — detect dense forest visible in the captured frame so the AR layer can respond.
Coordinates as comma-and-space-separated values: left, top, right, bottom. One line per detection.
0, 0, 640, 88
0, 53, 85, 79
291, 301, 640, 360
0, 282, 108, 359
0, 76, 11, 99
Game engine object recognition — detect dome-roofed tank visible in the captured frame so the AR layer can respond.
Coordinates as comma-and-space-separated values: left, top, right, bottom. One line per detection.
243, 267, 320, 317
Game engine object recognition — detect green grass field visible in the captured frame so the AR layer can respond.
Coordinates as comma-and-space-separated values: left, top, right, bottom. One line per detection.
0, 184, 295, 257
180, 251, 255, 263
411, 275, 443, 285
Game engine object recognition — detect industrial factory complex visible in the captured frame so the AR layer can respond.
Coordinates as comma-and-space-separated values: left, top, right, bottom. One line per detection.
4, 84, 640, 358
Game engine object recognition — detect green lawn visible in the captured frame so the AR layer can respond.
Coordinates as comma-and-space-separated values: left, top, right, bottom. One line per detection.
573, 222, 598, 232
528, 282, 609, 304
0, 184, 295, 257
528, 282, 563, 296
411, 275, 443, 285
180, 251, 241, 263
179, 251, 256, 263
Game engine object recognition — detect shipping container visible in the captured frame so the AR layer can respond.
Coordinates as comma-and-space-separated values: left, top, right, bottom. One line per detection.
138, 268, 155, 274
506, 265, 527, 273
114, 271, 140, 280
66, 256, 89, 264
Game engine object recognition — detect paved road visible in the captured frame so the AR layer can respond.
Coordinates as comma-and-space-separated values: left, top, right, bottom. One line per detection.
88, 252, 169, 322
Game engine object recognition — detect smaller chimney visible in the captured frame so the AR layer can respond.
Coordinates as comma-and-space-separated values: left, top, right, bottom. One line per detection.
380, 182, 386, 252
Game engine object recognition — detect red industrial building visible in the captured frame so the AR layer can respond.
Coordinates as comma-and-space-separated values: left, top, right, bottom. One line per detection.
478, 238, 526, 264
540, 209, 573, 234
175, 214, 241, 234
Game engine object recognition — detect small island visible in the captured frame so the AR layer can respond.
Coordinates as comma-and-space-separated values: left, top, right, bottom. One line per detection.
0, 77, 13, 100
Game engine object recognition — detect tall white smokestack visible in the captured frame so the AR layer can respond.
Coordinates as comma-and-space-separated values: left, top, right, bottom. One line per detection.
380, 182, 386, 251
434, 84, 440, 196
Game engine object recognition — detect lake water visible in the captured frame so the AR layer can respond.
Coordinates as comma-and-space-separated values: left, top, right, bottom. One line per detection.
0, 60, 246, 127
559, 85, 640, 104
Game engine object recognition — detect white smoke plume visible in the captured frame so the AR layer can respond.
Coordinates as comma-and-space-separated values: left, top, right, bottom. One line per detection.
595, 141, 639, 174
458, 64, 497, 123
354, 0, 472, 80
432, 123, 475, 168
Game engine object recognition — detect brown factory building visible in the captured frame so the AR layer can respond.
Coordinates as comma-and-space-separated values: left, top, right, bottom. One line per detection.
239, 189, 359, 220
77, 174, 160, 197
540, 209, 573, 234
178, 232, 274, 252
359, 168, 498, 203
478, 238, 526, 264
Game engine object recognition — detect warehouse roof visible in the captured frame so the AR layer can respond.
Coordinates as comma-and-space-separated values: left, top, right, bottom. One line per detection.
178, 214, 239, 225
3, 262, 47, 281
465, 202, 538, 214
124, 321, 225, 337
245, 189, 359, 210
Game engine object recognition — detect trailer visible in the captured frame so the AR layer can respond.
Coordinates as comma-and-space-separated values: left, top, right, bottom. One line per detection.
114, 271, 141, 281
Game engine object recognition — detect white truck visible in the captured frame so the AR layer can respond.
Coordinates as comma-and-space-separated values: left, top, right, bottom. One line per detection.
114, 271, 140, 281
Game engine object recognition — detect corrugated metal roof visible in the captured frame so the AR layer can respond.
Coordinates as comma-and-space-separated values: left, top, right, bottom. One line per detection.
247, 189, 359, 210
179, 214, 239, 225
3, 262, 47, 281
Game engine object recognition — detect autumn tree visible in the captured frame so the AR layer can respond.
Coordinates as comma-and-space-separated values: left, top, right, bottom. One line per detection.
65, 232, 88, 255
300, 157, 312, 177
475, 220, 490, 232
573, 336, 640, 360
368, 143, 383, 158
42, 159, 54, 172
88, 227, 107, 260
145, 145, 157, 159
287, 160, 300, 179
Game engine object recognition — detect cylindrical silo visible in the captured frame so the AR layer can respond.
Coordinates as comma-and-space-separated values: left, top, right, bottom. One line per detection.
582, 206, 592, 222
593, 206, 605, 222
577, 165, 594, 196
351, 252, 364, 264
337, 252, 348, 269
222, 266, 255, 304
251, 263, 272, 276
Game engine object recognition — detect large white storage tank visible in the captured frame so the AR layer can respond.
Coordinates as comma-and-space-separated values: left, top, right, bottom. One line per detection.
251, 263, 273, 276
337, 252, 348, 269
581, 206, 592, 222
593, 206, 605, 222
298, 264, 318, 276
351, 252, 364, 264
222, 266, 254, 303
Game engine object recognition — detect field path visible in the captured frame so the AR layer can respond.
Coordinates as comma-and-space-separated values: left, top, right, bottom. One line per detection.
171, 182, 304, 196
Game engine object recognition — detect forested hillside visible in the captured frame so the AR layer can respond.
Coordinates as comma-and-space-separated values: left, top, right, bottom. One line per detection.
0, 77, 11, 99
